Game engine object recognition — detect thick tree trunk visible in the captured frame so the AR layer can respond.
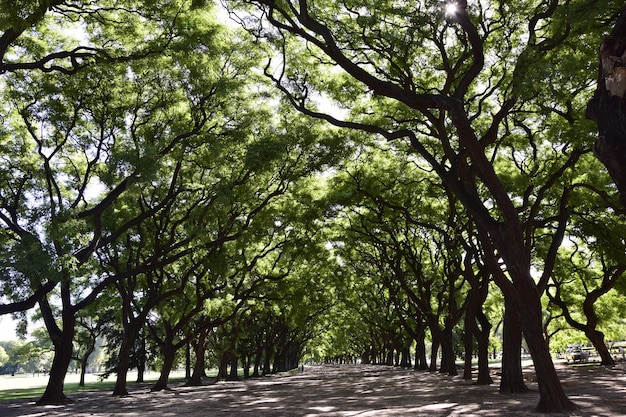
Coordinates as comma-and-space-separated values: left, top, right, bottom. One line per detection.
439, 331, 458, 376
37, 286, 76, 406
414, 331, 428, 371
186, 326, 209, 386
400, 343, 411, 368
587, 329, 615, 366
515, 277, 576, 413
475, 310, 493, 385
429, 337, 439, 372
227, 354, 239, 381
586, 6, 626, 206
151, 342, 176, 392
429, 320, 457, 376
113, 326, 139, 396
499, 297, 528, 393
37, 327, 75, 405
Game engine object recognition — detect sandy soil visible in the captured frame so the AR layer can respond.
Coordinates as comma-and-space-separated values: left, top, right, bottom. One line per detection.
1, 362, 626, 417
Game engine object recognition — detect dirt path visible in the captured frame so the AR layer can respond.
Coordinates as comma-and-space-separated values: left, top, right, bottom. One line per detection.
2, 363, 626, 416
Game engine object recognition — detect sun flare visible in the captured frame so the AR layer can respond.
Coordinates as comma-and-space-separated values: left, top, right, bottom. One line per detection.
445, 2, 458, 17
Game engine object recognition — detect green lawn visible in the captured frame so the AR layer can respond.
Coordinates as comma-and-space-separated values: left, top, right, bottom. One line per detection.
0, 370, 188, 402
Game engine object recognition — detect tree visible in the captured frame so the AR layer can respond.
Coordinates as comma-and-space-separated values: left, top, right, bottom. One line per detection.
0, 4, 234, 403
225, 0, 618, 411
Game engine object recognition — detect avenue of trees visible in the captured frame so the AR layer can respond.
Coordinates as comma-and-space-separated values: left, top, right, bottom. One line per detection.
1, 0, 626, 413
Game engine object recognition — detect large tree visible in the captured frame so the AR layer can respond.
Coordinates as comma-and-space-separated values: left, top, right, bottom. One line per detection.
225, 0, 618, 411
0, 4, 235, 404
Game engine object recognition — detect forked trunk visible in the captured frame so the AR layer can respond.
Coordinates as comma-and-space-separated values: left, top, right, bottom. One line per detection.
414, 335, 428, 371
186, 326, 209, 386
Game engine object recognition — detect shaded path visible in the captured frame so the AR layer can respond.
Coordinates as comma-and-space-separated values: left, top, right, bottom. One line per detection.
2, 363, 626, 416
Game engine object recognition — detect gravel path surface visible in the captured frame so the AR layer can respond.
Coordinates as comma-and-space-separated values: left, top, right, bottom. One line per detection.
2, 363, 626, 416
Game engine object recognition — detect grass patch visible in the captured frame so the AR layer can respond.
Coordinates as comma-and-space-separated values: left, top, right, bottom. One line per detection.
0, 371, 190, 403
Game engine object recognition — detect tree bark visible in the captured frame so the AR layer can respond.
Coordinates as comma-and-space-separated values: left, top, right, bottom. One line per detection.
588, 329, 614, 366
78, 341, 95, 387
514, 274, 576, 412
499, 296, 528, 394
414, 336, 428, 371
586, 6, 626, 206
475, 310, 493, 385
113, 322, 141, 396
36, 283, 76, 406
136, 331, 146, 383
36, 327, 75, 405
186, 325, 209, 386
151, 341, 176, 392
227, 354, 239, 381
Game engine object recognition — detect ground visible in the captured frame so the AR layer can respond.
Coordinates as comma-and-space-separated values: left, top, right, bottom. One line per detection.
1, 362, 626, 416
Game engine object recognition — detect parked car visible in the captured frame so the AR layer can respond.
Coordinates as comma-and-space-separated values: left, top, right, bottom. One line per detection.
564, 346, 590, 363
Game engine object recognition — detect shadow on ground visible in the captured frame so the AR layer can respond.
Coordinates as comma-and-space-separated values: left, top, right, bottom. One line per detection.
1, 363, 625, 416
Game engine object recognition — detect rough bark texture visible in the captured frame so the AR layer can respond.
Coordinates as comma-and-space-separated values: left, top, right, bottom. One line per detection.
113, 321, 143, 396
499, 298, 528, 394
515, 277, 576, 413
36, 331, 74, 405
36, 283, 76, 406
151, 342, 176, 392
186, 326, 209, 386
587, 6, 626, 205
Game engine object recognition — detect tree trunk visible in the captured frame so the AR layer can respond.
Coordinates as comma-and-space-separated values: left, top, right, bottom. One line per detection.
186, 325, 209, 386
136, 331, 146, 383
37, 285, 76, 406
252, 345, 263, 377
499, 297, 528, 394
428, 319, 457, 376
78, 342, 95, 387
587, 329, 615, 366
400, 343, 411, 368
586, 5, 626, 206
463, 328, 474, 381
475, 310, 493, 385
262, 345, 272, 375
414, 336, 428, 370
37, 327, 75, 405
113, 325, 139, 396
227, 354, 239, 381
151, 342, 176, 392
185, 341, 191, 379
429, 336, 439, 372
515, 277, 576, 413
